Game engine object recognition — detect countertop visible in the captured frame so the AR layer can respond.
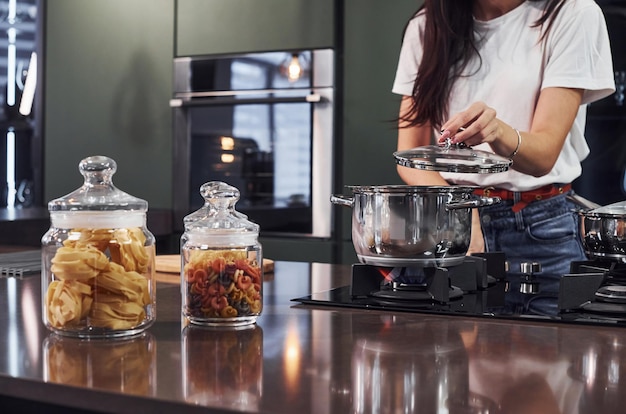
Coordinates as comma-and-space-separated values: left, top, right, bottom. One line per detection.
1, 261, 626, 413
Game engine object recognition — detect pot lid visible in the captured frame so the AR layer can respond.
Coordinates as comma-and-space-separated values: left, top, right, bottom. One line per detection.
394, 141, 512, 174
585, 200, 626, 218
346, 184, 478, 194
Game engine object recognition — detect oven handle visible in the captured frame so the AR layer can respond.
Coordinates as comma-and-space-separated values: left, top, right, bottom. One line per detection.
170, 93, 324, 107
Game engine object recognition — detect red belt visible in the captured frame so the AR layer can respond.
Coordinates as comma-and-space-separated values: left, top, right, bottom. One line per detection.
473, 183, 572, 213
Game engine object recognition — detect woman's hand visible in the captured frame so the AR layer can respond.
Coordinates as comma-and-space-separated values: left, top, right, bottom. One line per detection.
438, 101, 501, 147
437, 88, 583, 177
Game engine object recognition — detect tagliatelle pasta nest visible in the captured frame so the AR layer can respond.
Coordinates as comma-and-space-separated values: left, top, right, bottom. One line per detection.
109, 228, 150, 273
45, 227, 153, 331
183, 249, 262, 320
46, 280, 93, 328
51, 246, 110, 281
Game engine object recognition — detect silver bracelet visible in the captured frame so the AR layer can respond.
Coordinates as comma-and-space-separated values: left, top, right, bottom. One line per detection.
509, 128, 522, 158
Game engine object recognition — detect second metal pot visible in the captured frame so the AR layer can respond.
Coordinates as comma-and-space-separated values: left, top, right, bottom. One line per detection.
331, 185, 499, 267
578, 200, 626, 262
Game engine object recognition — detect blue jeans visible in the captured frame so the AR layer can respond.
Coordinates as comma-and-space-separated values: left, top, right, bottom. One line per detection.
479, 190, 587, 316
478, 190, 586, 292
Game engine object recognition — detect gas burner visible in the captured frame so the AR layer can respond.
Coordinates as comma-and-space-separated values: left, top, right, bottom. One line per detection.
580, 300, 626, 316
606, 265, 626, 285
595, 285, 626, 304
571, 259, 626, 282
370, 283, 464, 302
351, 264, 458, 303
559, 259, 626, 317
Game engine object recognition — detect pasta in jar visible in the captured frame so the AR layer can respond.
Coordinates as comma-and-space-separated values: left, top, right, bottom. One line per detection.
182, 249, 262, 322
43, 227, 155, 335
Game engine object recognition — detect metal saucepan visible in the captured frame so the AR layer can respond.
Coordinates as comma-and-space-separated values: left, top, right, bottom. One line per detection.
571, 197, 626, 263
331, 185, 500, 267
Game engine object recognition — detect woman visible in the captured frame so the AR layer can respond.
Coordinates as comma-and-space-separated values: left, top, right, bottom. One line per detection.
392, 0, 615, 281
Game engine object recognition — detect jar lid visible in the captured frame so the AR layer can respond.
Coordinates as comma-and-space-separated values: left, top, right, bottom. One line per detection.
48, 155, 148, 213
184, 181, 259, 245
394, 141, 512, 174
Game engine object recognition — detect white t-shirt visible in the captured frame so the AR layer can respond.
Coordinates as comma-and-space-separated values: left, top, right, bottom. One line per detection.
392, 0, 615, 191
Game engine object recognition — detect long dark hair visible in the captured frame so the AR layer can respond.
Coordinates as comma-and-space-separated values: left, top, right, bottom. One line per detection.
400, 0, 568, 129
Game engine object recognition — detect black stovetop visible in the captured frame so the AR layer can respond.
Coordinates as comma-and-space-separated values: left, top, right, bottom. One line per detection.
292, 253, 626, 328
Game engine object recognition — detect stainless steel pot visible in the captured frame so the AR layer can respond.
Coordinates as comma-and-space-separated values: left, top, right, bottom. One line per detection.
577, 200, 626, 262
331, 185, 500, 267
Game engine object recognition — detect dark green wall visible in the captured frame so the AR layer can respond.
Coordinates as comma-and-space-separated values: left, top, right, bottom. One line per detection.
338, 0, 420, 263
43, 0, 174, 208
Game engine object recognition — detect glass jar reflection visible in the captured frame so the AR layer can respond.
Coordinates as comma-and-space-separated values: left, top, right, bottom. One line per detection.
182, 324, 263, 411
43, 332, 156, 395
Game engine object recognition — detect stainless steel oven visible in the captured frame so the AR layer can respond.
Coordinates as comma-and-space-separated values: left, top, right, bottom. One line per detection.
170, 49, 335, 238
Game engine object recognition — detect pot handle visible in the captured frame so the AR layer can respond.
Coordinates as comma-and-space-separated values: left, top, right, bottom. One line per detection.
330, 194, 354, 207
566, 192, 601, 211
446, 196, 501, 210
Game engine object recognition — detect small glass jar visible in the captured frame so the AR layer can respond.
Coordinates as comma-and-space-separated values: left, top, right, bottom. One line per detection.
181, 181, 263, 326
41, 156, 156, 338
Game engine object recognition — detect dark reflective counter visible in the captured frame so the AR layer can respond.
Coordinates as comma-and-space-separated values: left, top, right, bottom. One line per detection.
1, 262, 626, 413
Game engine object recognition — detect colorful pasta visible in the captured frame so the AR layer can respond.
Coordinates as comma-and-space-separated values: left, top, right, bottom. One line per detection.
183, 249, 262, 320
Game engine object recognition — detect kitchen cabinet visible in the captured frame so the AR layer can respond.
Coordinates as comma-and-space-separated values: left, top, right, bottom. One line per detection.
176, 0, 334, 56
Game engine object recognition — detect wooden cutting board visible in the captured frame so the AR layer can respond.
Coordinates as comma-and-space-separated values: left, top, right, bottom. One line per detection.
155, 255, 274, 284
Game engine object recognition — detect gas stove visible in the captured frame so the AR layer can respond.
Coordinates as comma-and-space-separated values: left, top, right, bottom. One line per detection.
558, 259, 626, 324
292, 252, 626, 328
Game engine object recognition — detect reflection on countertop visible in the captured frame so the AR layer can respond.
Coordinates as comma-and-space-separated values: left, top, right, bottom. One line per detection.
1, 261, 626, 413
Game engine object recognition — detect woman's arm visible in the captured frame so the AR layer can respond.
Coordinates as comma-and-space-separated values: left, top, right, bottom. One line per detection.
439, 87, 583, 176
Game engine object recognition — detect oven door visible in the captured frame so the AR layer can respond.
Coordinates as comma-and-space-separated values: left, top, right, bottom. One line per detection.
171, 50, 334, 238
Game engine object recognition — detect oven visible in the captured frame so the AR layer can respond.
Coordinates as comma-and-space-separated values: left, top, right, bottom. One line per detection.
170, 49, 335, 238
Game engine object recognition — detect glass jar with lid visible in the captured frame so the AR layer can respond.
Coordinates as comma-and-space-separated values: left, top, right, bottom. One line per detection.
181, 181, 263, 327
41, 155, 156, 338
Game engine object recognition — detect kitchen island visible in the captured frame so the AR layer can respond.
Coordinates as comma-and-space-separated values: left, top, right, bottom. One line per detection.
1, 261, 625, 413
